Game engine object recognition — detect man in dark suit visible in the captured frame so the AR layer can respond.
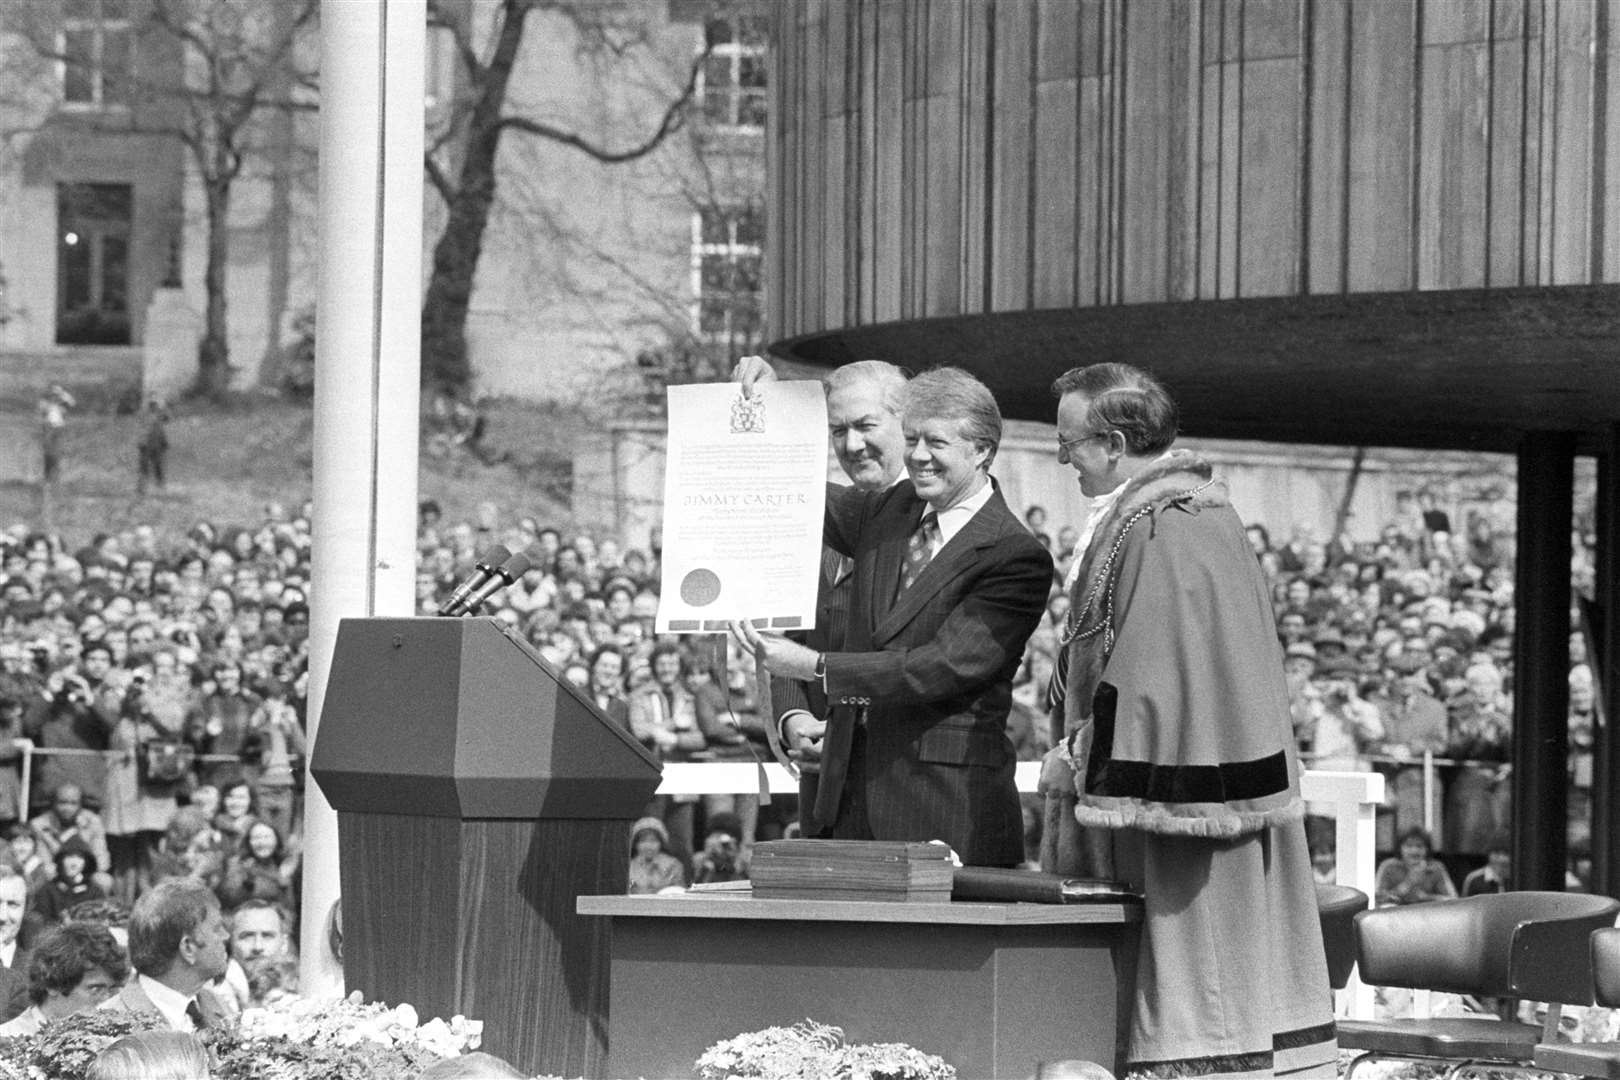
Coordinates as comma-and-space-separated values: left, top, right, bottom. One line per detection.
0, 867, 31, 1022
99, 878, 232, 1031
770, 360, 909, 837
736, 363, 1052, 866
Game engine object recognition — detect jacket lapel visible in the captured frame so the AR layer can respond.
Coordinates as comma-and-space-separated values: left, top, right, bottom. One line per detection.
873, 485, 1006, 645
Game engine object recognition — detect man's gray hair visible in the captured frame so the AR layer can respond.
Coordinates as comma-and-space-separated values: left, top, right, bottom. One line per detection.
826, 360, 907, 415
903, 367, 1002, 466
1051, 362, 1178, 455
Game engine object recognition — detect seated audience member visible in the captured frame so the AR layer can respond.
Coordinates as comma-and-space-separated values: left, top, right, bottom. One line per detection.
100, 878, 232, 1031
1374, 826, 1458, 906
87, 1030, 211, 1080
1461, 835, 1512, 896
0, 922, 127, 1035
627, 817, 685, 895
0, 866, 34, 1022
4, 823, 51, 898
217, 821, 298, 911
149, 808, 226, 892
33, 836, 107, 923
220, 899, 293, 1009
30, 784, 114, 896
691, 812, 750, 885
228, 898, 292, 963
212, 779, 260, 851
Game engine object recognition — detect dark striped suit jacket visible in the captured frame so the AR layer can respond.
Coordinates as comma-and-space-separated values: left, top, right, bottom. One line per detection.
808, 478, 1052, 867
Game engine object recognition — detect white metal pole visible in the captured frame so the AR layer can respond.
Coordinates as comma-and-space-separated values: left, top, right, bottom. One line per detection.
303, 0, 425, 998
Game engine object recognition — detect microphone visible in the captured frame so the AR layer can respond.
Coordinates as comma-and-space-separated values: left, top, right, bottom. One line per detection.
437, 545, 511, 616
452, 550, 532, 616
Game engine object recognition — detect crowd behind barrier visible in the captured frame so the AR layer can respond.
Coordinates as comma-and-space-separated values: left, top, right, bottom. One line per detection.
0, 483, 1590, 1023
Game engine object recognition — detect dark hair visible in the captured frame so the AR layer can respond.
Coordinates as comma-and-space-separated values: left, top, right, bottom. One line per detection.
26, 922, 129, 1005
1396, 826, 1436, 854
127, 879, 217, 978
81, 642, 114, 664
1050, 362, 1179, 455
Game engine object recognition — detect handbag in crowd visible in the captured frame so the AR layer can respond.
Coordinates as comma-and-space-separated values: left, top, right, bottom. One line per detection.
141, 741, 196, 784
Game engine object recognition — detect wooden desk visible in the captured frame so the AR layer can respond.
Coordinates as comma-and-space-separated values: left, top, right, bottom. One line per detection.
578, 893, 1140, 1080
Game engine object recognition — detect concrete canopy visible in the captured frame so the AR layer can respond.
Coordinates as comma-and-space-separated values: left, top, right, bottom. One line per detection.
770, 285, 1620, 456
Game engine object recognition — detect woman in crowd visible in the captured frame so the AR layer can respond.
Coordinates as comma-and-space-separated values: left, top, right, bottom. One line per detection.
1374, 826, 1457, 906
217, 820, 299, 910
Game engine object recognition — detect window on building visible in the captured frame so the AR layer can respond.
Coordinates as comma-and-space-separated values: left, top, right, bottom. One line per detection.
61, 0, 135, 108
700, 17, 766, 130
693, 203, 763, 348
57, 182, 134, 345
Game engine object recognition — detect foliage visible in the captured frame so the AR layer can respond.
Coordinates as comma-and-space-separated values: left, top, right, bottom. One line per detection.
695, 1019, 956, 1080
8, 1009, 159, 1078
0, 994, 485, 1080
275, 306, 317, 400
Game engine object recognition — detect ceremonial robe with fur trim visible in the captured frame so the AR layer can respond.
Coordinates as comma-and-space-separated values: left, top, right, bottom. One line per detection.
1046, 452, 1304, 846
1040, 452, 1336, 1079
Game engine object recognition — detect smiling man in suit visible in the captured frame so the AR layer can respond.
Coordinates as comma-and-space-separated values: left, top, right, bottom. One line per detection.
735, 362, 1051, 867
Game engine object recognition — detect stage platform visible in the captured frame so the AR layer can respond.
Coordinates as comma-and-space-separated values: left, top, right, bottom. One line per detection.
578, 891, 1141, 1079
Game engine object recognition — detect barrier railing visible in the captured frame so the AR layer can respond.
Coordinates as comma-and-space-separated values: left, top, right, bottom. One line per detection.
11, 742, 291, 817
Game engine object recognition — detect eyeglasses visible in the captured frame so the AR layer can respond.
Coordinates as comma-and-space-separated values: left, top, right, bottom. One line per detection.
1057, 431, 1110, 457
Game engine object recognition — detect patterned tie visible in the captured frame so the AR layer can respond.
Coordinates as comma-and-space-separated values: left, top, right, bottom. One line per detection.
898, 512, 940, 595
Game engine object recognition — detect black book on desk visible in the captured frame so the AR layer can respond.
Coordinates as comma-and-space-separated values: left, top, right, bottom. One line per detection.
951, 867, 1140, 904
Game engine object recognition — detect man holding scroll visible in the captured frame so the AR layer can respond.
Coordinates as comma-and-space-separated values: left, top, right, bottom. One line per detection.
733, 359, 1051, 867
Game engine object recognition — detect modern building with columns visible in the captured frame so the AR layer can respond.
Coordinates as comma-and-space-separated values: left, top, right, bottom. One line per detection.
762, 0, 1620, 894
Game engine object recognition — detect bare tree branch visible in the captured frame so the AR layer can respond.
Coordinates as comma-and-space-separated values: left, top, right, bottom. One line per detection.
497, 43, 708, 163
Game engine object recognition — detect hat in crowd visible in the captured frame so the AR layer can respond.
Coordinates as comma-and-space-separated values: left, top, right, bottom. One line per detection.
1284, 642, 1318, 662
705, 812, 744, 843
1313, 655, 1359, 680
1389, 652, 1428, 675
1312, 626, 1346, 650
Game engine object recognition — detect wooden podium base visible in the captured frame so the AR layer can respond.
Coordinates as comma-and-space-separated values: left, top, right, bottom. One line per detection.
340, 812, 626, 1078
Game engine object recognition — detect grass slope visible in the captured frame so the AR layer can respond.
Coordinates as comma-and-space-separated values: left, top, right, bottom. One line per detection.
0, 397, 582, 545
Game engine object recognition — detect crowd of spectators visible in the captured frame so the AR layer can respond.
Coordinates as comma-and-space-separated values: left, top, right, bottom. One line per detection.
0, 479, 1590, 978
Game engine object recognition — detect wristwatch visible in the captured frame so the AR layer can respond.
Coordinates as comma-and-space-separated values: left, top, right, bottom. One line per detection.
813, 652, 826, 681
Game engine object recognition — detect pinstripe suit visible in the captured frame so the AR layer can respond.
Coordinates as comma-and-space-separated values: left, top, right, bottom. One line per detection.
804, 478, 1051, 867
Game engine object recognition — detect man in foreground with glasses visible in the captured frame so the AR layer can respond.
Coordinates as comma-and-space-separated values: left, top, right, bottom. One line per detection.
1041, 362, 1336, 1078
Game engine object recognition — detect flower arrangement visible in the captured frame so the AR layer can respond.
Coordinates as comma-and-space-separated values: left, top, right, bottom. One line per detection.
210, 992, 484, 1079
695, 1019, 956, 1080
0, 993, 486, 1080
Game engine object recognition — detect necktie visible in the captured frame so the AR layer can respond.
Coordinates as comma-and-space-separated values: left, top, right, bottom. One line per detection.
898, 512, 940, 595
185, 999, 206, 1030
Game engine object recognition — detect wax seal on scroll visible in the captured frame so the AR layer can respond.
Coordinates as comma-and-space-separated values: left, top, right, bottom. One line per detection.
730, 391, 765, 434
680, 568, 722, 607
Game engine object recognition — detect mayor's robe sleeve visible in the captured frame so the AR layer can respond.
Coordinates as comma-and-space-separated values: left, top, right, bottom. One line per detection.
1077, 501, 1301, 838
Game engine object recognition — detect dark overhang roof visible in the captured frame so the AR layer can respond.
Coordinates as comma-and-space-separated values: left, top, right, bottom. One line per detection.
769, 285, 1620, 456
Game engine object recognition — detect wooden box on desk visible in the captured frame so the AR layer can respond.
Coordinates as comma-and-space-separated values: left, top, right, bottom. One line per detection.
750, 839, 954, 902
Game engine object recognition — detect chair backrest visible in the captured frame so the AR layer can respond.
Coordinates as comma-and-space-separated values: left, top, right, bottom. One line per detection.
1593, 926, 1620, 1008
1355, 892, 1620, 1001
1316, 883, 1369, 990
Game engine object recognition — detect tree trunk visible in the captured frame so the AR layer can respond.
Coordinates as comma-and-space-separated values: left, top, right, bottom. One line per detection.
420, 0, 532, 396
196, 175, 233, 400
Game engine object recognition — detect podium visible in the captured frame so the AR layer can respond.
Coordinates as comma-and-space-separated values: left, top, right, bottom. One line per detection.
310, 617, 661, 1078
